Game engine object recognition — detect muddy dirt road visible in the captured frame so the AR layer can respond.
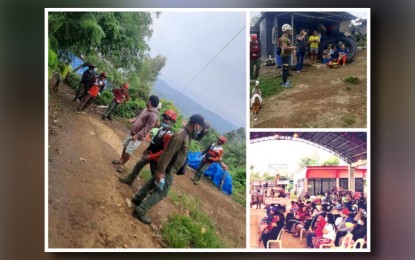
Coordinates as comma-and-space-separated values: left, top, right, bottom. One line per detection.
47, 85, 245, 248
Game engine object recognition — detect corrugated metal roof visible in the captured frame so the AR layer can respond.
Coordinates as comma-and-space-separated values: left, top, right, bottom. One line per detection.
250, 132, 367, 164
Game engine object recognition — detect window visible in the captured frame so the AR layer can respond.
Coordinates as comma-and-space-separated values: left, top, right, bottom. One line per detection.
339, 178, 349, 190
355, 178, 364, 192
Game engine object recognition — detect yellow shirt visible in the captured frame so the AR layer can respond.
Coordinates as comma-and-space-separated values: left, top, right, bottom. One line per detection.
309, 35, 320, 48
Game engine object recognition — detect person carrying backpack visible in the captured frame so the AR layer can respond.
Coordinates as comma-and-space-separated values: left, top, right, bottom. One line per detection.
102, 83, 130, 121
76, 72, 107, 113
131, 114, 210, 224
73, 63, 96, 102
118, 109, 177, 186
192, 136, 227, 185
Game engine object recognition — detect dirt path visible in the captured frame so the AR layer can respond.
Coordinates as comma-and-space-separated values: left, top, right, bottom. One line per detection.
250, 50, 367, 128
48, 84, 245, 248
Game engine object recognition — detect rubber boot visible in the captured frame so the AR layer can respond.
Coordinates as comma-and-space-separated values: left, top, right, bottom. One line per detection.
119, 174, 134, 186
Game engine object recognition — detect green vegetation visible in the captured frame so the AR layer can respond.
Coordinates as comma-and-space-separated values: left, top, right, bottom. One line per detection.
49, 12, 166, 114
344, 76, 360, 84
139, 168, 152, 182
189, 127, 246, 205
250, 75, 285, 98
162, 191, 225, 248
341, 114, 356, 126
321, 156, 340, 166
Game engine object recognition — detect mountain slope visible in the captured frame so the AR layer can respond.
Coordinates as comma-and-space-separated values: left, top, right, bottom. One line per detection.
151, 78, 239, 134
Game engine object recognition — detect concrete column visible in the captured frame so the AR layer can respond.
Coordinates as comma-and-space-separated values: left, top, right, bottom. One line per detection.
304, 178, 308, 192
348, 164, 355, 192
336, 178, 340, 190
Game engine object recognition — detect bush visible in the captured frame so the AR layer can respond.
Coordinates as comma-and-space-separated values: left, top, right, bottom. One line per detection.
162, 192, 225, 248
344, 76, 360, 84
66, 73, 81, 90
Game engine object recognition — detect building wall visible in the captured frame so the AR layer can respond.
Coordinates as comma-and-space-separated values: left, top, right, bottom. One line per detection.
339, 20, 352, 33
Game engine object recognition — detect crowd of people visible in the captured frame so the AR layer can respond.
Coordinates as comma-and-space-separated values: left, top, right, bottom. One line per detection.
249, 24, 351, 88
256, 187, 367, 249
51, 62, 231, 226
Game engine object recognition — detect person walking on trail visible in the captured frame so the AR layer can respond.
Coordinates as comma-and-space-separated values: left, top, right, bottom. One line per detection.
76, 72, 107, 113
118, 109, 178, 186
250, 34, 261, 81
192, 135, 227, 185
295, 28, 307, 73
131, 114, 210, 224
102, 83, 130, 121
112, 95, 160, 173
52, 60, 71, 92
309, 31, 320, 64
279, 24, 297, 88
73, 63, 96, 102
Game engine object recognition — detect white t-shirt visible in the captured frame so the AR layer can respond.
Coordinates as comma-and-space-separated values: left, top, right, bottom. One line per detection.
323, 223, 336, 241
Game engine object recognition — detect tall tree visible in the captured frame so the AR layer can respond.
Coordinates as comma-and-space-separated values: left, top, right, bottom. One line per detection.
321, 156, 340, 166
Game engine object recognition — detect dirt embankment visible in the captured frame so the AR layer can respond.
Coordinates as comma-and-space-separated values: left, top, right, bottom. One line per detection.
251, 50, 367, 128
48, 85, 245, 248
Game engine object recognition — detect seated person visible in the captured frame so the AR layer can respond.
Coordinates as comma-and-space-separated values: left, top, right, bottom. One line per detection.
306, 213, 327, 248
293, 205, 312, 236
337, 43, 349, 66
312, 213, 337, 248
326, 45, 339, 67
258, 206, 281, 247
334, 208, 354, 246
322, 44, 333, 64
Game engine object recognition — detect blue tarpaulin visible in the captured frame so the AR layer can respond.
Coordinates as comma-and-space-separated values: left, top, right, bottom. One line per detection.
187, 151, 232, 195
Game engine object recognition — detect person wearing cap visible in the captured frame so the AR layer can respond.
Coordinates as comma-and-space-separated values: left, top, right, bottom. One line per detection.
118, 109, 178, 186
308, 31, 320, 64
76, 72, 107, 113
334, 208, 354, 246
112, 95, 160, 173
279, 24, 297, 88
102, 83, 130, 121
192, 135, 227, 185
52, 60, 71, 92
130, 114, 209, 224
250, 34, 261, 80
73, 62, 96, 102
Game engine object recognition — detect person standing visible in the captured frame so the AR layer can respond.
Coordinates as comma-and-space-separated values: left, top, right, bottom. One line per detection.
279, 24, 297, 87
250, 34, 261, 81
52, 60, 71, 92
118, 109, 178, 186
76, 72, 107, 113
192, 136, 227, 185
73, 63, 96, 102
308, 31, 320, 64
112, 95, 160, 173
102, 83, 130, 121
131, 114, 210, 224
295, 28, 307, 73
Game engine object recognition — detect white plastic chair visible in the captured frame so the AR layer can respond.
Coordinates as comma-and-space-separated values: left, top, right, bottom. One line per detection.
353, 238, 365, 249
266, 229, 284, 248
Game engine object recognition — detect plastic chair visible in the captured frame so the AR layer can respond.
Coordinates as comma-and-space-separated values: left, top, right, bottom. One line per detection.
353, 238, 365, 249
300, 227, 311, 242
266, 229, 284, 248
321, 233, 354, 249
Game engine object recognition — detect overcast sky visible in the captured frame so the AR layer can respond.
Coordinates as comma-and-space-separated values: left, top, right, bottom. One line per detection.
249, 139, 347, 176
148, 12, 246, 128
